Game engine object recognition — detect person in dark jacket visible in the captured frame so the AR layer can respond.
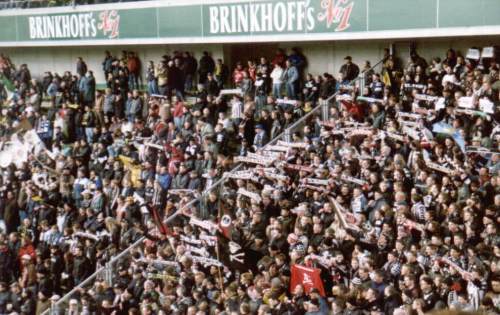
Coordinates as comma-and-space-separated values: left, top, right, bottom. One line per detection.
183, 52, 198, 92
0, 241, 14, 283
102, 51, 114, 79
205, 73, 220, 97
340, 56, 360, 82
319, 73, 336, 100
383, 286, 403, 315
72, 246, 91, 285
198, 51, 215, 84
41, 71, 53, 97
76, 57, 88, 77
168, 59, 185, 101
82, 105, 97, 144
3, 191, 19, 234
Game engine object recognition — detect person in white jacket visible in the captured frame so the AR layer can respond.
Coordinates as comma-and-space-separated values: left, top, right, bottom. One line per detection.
270, 64, 284, 98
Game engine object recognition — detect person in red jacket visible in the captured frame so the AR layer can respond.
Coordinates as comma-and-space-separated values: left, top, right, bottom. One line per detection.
232, 62, 246, 88
17, 236, 36, 272
247, 60, 257, 82
172, 100, 186, 129
127, 51, 141, 90
272, 48, 288, 68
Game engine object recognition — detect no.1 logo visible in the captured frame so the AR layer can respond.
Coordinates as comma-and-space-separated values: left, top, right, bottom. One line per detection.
98, 10, 120, 39
317, 0, 354, 32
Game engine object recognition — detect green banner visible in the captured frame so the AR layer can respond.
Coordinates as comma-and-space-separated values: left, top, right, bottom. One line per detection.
0, 0, 499, 44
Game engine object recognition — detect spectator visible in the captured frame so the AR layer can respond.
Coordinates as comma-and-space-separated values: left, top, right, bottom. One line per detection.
183, 52, 198, 92
127, 51, 140, 90
271, 63, 284, 98
198, 51, 215, 84
232, 62, 246, 88
76, 57, 87, 77
284, 59, 299, 100
214, 58, 229, 89
0, 45, 498, 315
340, 55, 360, 81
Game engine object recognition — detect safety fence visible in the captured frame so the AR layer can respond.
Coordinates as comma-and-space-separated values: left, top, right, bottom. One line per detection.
43, 57, 386, 313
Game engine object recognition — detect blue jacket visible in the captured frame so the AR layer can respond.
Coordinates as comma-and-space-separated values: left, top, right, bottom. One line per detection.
47, 82, 58, 97
157, 173, 172, 191
285, 66, 299, 84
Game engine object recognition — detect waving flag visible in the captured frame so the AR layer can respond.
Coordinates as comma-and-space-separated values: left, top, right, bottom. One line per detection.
290, 264, 326, 296
432, 122, 465, 153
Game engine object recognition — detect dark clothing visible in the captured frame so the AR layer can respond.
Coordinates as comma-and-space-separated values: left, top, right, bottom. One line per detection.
199, 55, 215, 83
340, 62, 360, 81
168, 66, 184, 92
384, 294, 403, 315
76, 60, 88, 77
4, 199, 19, 234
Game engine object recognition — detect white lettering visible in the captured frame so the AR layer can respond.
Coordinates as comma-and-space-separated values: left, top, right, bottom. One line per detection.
78, 14, 85, 37
35, 17, 44, 39
62, 15, 71, 37
230, 5, 236, 34
70, 15, 79, 38
29, 13, 100, 39
250, 3, 260, 32
296, 1, 305, 31
306, 5, 315, 31
261, 3, 273, 32
54, 16, 63, 38
220, 6, 231, 33
83, 13, 90, 37
273, 2, 286, 32
236, 5, 248, 33
209, 7, 219, 33
90, 13, 97, 37
287, 2, 296, 31
29, 17, 37, 39
44, 16, 55, 38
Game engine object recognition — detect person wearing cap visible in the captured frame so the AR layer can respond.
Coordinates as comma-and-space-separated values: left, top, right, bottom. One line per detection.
253, 124, 268, 150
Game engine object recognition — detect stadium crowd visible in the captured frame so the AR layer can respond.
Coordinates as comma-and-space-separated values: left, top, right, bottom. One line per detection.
0, 45, 498, 315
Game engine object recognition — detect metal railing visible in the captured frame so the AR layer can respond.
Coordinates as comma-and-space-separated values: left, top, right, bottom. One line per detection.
44, 57, 387, 313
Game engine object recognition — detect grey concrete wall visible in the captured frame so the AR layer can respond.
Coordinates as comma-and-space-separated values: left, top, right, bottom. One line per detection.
1, 36, 498, 86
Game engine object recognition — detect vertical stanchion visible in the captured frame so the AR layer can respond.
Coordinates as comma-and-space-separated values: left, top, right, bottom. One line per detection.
284, 128, 291, 143
321, 99, 329, 121
359, 74, 365, 97
105, 262, 113, 285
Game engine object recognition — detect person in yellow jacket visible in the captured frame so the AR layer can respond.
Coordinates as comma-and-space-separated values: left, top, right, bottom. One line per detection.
155, 62, 168, 96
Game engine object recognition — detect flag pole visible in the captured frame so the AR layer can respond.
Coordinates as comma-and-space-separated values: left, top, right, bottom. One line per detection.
215, 239, 225, 292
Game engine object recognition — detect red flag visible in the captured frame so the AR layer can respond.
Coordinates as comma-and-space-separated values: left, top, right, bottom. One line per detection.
149, 205, 169, 235
290, 264, 325, 296
219, 214, 233, 239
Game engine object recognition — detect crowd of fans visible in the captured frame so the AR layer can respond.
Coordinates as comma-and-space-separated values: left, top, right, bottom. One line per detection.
0, 45, 498, 315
